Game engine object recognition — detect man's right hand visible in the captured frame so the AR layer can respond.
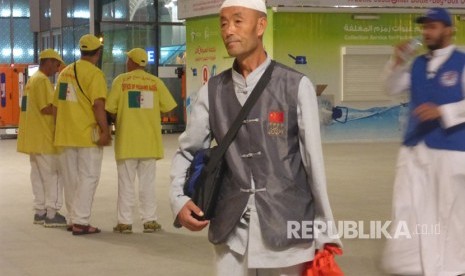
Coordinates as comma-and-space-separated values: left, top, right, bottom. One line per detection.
393, 39, 422, 67
97, 128, 112, 146
177, 200, 209, 231
393, 41, 411, 66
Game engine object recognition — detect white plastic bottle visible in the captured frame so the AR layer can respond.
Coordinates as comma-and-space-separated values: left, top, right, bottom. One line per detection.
400, 37, 423, 61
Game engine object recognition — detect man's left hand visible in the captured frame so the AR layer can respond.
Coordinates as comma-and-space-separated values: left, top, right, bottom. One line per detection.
413, 103, 441, 122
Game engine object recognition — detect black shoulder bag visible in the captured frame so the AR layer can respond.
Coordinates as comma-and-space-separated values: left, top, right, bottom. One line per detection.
183, 60, 275, 220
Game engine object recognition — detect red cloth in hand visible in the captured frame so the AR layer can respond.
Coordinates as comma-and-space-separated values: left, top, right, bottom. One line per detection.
302, 244, 344, 276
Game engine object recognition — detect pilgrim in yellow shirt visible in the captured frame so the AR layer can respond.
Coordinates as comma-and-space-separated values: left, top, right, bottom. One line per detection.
53, 59, 107, 147
106, 69, 177, 160
17, 70, 59, 154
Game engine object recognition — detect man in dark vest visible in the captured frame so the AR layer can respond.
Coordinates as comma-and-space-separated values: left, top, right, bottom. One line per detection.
382, 8, 465, 275
170, 0, 341, 274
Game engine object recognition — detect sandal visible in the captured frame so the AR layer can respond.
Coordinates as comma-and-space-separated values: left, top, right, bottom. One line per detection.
72, 224, 101, 236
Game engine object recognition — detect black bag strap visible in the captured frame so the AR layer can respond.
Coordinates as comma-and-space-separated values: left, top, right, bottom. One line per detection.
73, 63, 114, 126
73, 62, 92, 104
205, 60, 275, 172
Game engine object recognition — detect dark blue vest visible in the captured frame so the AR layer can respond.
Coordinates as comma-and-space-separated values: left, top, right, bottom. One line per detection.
403, 50, 465, 151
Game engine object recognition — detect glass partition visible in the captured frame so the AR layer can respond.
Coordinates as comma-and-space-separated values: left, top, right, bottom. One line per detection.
98, 0, 185, 76
0, 18, 11, 64
102, 0, 156, 22
159, 0, 182, 23
97, 0, 186, 131
12, 0, 30, 17
39, 1, 51, 33
12, 18, 34, 63
62, 24, 89, 64
160, 24, 185, 65
100, 22, 157, 85
0, 0, 33, 64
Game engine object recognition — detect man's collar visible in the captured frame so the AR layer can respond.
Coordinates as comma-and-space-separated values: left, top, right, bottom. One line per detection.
232, 56, 271, 79
429, 44, 455, 58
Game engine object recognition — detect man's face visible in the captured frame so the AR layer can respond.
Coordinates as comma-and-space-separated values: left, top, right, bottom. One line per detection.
220, 6, 266, 59
44, 59, 61, 77
50, 60, 60, 75
126, 58, 133, 71
421, 21, 451, 51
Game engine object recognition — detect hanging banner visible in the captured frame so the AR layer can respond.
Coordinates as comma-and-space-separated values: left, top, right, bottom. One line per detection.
267, 0, 465, 8
178, 0, 223, 19
179, 0, 465, 19
184, 10, 465, 142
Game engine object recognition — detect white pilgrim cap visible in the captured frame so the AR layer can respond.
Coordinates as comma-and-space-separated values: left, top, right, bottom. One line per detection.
220, 0, 267, 14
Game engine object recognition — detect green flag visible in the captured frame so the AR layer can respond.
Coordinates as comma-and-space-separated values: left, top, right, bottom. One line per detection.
58, 83, 68, 100
128, 91, 154, 109
21, 96, 27, 111
128, 91, 141, 108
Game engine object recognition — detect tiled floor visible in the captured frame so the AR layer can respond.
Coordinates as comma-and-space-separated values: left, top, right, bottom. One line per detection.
0, 134, 398, 275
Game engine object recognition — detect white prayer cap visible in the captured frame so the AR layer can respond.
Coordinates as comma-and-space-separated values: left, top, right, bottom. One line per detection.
220, 0, 267, 14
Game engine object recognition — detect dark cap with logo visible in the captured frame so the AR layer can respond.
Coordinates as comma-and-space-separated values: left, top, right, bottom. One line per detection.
416, 8, 452, 26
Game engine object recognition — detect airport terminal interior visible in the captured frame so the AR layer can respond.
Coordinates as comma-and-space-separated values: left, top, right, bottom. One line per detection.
1, 0, 465, 275
0, 136, 398, 275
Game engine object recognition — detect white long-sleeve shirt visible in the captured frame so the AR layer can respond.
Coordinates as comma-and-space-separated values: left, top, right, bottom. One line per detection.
384, 45, 465, 129
170, 57, 341, 268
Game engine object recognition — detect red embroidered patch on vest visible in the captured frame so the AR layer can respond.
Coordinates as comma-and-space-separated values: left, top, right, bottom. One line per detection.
268, 111, 285, 136
269, 111, 284, 123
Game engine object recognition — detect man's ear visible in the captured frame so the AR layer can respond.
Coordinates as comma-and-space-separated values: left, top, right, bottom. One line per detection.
447, 25, 456, 37
257, 16, 267, 37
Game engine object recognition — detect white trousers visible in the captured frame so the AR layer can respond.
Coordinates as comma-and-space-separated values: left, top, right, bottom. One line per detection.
214, 244, 304, 276
116, 159, 157, 224
382, 143, 465, 276
30, 154, 63, 212
61, 147, 103, 225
